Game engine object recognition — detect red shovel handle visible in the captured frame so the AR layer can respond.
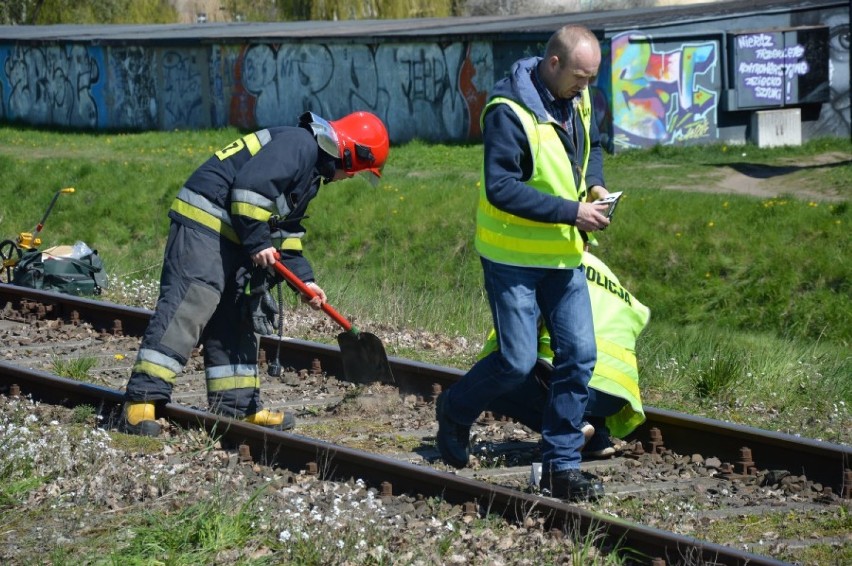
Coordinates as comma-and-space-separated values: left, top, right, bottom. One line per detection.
271, 254, 353, 332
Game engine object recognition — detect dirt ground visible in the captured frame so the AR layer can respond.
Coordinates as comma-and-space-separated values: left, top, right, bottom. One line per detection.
664, 150, 850, 202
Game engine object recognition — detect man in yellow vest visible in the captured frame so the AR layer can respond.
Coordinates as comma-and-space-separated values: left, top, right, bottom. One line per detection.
482, 251, 650, 458
436, 24, 613, 501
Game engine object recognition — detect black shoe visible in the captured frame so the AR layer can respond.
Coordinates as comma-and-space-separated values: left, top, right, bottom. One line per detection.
541, 468, 605, 501
435, 391, 471, 469
119, 419, 162, 437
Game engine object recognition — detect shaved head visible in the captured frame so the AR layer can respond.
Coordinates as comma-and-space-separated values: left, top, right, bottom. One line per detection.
545, 25, 599, 66
540, 25, 601, 99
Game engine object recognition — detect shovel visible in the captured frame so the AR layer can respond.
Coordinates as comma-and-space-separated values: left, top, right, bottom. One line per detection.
271, 255, 394, 385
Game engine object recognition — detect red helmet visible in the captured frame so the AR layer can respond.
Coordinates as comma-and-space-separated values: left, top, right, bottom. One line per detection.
300, 111, 389, 181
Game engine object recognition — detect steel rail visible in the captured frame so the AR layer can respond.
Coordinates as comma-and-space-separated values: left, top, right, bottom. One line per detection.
2, 283, 849, 495
0, 360, 788, 566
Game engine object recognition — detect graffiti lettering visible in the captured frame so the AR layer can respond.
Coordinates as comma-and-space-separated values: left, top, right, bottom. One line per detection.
673, 119, 710, 141
161, 50, 204, 129
744, 75, 783, 87
786, 61, 810, 77
109, 46, 156, 129
400, 51, 448, 104
755, 45, 805, 60
739, 61, 784, 74
737, 33, 774, 48
608, 32, 718, 148
755, 86, 783, 99
1, 44, 100, 127
734, 32, 811, 104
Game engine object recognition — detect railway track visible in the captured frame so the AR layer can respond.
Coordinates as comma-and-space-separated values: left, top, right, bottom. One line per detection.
2, 283, 850, 565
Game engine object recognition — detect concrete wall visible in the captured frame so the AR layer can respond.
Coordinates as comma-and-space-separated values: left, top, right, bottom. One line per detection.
0, 4, 848, 150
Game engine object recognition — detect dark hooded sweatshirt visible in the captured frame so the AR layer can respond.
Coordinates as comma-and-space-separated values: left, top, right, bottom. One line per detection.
482, 56, 606, 226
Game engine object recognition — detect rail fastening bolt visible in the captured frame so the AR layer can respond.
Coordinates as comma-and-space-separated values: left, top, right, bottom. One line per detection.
238, 444, 252, 463
112, 319, 123, 336
737, 447, 755, 475
311, 358, 322, 375
430, 383, 442, 403
306, 462, 318, 475
381, 481, 393, 497
649, 427, 664, 454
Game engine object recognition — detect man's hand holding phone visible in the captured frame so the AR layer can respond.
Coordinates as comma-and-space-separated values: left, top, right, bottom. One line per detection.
593, 191, 623, 220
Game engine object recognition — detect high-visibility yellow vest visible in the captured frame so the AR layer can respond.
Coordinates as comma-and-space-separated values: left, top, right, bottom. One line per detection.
480, 251, 650, 437
475, 93, 591, 268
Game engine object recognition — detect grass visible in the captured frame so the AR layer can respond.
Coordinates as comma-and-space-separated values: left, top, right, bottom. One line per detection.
703, 507, 852, 565
0, 127, 850, 444
51, 355, 99, 380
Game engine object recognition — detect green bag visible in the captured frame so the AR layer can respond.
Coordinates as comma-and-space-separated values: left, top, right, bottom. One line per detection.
12, 248, 108, 296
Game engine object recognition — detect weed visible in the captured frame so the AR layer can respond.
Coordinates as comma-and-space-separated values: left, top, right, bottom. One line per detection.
71, 404, 97, 424
51, 356, 99, 381
109, 431, 163, 454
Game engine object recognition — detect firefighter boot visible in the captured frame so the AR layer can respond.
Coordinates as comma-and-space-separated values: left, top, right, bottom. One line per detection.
243, 409, 296, 431
120, 401, 161, 437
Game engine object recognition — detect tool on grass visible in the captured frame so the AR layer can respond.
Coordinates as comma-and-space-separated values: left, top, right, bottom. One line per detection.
271, 252, 394, 385
1, 187, 75, 283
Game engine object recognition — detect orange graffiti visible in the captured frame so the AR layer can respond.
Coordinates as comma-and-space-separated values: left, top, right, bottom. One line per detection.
459, 45, 486, 140
229, 45, 257, 129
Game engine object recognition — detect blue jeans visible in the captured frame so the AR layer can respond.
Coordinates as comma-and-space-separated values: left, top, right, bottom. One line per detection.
446, 257, 597, 471
487, 377, 627, 450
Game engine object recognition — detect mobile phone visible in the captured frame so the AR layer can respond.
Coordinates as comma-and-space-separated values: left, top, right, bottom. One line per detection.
593, 191, 622, 220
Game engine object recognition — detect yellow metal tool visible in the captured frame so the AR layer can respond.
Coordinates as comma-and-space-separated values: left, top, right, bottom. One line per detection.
1, 187, 75, 282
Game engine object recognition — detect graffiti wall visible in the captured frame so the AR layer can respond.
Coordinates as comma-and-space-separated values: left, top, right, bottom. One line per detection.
0, 11, 847, 147
0, 39, 494, 143
602, 32, 719, 150
0, 43, 105, 128
222, 41, 493, 141
729, 27, 830, 108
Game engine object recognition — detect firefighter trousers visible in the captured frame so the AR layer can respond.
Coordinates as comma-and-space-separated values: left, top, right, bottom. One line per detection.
124, 222, 264, 418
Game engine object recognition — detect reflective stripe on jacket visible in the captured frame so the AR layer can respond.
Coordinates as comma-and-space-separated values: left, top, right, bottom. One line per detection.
475, 93, 591, 268
167, 126, 318, 257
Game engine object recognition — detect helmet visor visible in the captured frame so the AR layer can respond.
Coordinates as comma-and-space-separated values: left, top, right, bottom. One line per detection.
356, 169, 381, 187
299, 112, 339, 159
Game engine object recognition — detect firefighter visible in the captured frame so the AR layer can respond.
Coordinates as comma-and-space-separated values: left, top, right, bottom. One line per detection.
481, 251, 650, 458
121, 111, 390, 436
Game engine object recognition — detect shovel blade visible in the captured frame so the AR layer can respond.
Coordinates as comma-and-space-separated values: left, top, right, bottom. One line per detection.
337, 331, 395, 384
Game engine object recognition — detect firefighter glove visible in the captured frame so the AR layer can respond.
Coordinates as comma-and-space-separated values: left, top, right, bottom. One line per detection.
248, 289, 278, 336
